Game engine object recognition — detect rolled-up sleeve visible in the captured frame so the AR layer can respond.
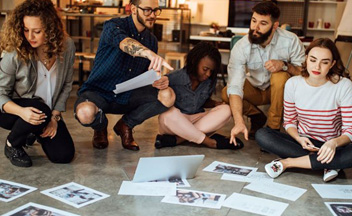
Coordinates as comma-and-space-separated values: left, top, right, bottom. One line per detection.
227, 42, 247, 98
289, 36, 305, 67
101, 19, 128, 48
0, 52, 17, 112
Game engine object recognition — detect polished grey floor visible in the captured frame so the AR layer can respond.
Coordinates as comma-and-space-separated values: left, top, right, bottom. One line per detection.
0, 85, 351, 216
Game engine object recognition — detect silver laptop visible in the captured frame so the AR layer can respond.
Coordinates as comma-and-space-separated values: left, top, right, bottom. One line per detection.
132, 155, 205, 183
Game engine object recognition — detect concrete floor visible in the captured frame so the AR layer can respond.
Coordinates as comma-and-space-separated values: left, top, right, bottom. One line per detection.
0, 85, 351, 216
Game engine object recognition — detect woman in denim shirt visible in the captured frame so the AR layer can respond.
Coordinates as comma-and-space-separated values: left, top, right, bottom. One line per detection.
155, 42, 243, 150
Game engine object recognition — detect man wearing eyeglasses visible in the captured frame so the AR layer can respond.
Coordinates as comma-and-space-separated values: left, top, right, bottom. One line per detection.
74, 0, 175, 151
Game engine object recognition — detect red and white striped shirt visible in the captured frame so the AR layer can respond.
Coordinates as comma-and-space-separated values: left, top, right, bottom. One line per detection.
284, 76, 352, 142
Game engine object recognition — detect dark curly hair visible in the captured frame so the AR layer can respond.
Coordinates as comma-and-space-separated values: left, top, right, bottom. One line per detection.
185, 42, 222, 86
0, 0, 66, 62
301, 38, 348, 83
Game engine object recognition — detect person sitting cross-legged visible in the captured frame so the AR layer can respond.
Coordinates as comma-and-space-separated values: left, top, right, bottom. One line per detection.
256, 38, 352, 182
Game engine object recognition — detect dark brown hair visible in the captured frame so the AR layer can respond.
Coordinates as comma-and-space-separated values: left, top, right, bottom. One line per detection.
301, 38, 348, 83
0, 0, 66, 62
252, 1, 280, 22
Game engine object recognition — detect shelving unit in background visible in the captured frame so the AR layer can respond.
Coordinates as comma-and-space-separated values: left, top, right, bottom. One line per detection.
154, 8, 191, 54
306, 0, 342, 40
276, 0, 307, 36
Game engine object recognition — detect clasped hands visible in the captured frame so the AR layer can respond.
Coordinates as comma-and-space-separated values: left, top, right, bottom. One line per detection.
20, 107, 58, 139
297, 136, 337, 164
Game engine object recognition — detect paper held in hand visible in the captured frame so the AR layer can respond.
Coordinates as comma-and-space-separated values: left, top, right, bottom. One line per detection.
113, 69, 161, 94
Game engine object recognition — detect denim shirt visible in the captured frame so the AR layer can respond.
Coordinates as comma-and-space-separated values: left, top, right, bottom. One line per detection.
167, 68, 214, 114
79, 16, 158, 104
227, 28, 305, 98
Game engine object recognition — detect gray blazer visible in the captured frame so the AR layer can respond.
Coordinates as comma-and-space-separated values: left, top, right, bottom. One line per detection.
0, 37, 75, 112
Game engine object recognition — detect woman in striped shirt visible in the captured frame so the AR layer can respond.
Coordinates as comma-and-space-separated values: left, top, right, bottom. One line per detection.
256, 38, 352, 182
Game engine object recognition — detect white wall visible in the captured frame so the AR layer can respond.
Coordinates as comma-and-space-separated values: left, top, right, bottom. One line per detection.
186, 0, 229, 26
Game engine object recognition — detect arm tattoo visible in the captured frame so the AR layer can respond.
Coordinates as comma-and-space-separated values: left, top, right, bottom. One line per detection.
122, 38, 148, 57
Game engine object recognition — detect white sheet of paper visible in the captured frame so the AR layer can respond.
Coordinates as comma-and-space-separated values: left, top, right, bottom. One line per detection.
324, 202, 352, 216
41, 182, 110, 208
2, 202, 80, 216
221, 172, 274, 183
0, 179, 37, 202
161, 189, 226, 209
203, 161, 258, 177
312, 184, 352, 199
118, 181, 176, 196
245, 182, 307, 201
223, 193, 289, 216
113, 69, 160, 94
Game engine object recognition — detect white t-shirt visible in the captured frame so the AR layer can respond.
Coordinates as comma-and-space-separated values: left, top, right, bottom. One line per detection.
34, 60, 58, 109
283, 76, 352, 142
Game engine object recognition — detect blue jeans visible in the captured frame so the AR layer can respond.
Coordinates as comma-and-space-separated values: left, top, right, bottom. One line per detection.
74, 85, 168, 130
255, 127, 352, 170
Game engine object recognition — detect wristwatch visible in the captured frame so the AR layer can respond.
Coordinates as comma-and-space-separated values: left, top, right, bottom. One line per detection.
52, 115, 61, 122
282, 61, 288, 71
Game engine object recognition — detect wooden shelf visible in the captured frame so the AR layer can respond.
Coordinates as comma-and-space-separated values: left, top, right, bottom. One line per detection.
277, 0, 304, 3
309, 0, 338, 4
307, 27, 335, 32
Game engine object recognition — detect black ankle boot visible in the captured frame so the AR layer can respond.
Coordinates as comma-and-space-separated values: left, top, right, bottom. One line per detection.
155, 134, 177, 149
4, 144, 32, 167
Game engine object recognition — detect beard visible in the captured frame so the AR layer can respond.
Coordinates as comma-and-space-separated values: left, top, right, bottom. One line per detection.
248, 25, 273, 44
137, 11, 155, 29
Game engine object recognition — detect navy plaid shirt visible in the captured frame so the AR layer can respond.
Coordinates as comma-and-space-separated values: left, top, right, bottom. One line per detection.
79, 16, 158, 104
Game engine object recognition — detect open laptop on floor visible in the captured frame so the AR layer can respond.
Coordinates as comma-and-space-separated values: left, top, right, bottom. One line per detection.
132, 155, 205, 183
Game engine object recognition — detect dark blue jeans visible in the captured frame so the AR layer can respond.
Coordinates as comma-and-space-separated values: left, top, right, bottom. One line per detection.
74, 85, 168, 130
0, 98, 75, 163
255, 127, 352, 170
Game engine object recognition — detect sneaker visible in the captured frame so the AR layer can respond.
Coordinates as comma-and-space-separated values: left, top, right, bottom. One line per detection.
248, 111, 267, 140
4, 144, 32, 167
323, 169, 340, 182
265, 159, 284, 178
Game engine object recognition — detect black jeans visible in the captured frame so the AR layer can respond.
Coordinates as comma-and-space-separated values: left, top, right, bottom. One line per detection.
0, 98, 75, 163
74, 85, 168, 130
255, 127, 352, 170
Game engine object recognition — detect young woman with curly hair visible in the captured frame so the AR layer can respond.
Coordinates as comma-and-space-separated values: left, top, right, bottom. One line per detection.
0, 0, 76, 167
255, 38, 352, 182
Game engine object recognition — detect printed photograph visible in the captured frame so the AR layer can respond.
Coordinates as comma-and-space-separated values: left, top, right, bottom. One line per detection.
203, 161, 257, 177
41, 182, 110, 208
325, 202, 352, 216
2, 202, 79, 216
0, 179, 37, 202
161, 189, 226, 209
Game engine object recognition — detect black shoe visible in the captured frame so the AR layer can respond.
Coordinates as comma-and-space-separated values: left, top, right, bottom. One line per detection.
4, 144, 32, 167
210, 134, 244, 150
248, 110, 267, 140
155, 134, 177, 149
25, 133, 36, 147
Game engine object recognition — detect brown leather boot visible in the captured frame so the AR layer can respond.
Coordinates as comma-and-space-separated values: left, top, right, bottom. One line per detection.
92, 128, 109, 149
113, 119, 139, 151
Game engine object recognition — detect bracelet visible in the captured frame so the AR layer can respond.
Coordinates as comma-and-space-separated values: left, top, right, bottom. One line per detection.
52, 115, 61, 122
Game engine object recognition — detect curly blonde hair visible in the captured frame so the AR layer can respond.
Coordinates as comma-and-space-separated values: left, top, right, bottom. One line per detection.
0, 0, 66, 62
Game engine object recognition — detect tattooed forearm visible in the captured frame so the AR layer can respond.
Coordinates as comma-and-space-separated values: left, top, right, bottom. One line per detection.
121, 38, 148, 58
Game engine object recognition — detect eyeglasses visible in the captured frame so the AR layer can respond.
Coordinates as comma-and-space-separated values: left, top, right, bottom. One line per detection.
137, 6, 162, 16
